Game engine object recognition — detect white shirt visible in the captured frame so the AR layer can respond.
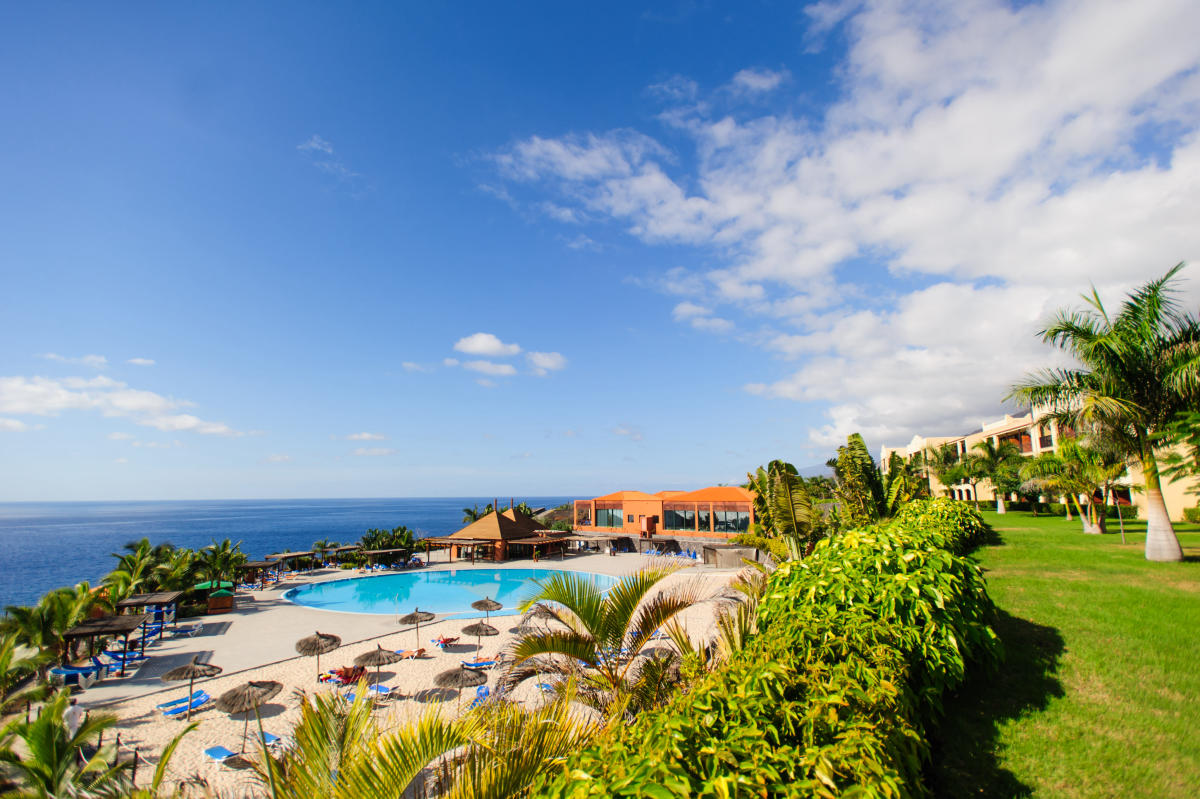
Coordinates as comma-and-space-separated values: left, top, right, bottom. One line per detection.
64, 704, 85, 737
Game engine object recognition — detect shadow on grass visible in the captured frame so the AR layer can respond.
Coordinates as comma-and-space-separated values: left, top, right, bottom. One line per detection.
927, 610, 1065, 798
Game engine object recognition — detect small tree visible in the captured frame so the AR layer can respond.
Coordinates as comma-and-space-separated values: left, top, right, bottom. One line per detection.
970, 439, 1023, 513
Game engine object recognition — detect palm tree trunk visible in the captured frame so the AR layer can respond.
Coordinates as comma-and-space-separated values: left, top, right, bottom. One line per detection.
1141, 450, 1183, 562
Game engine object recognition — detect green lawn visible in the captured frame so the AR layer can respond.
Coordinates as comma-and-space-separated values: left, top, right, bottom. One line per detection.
930, 509, 1200, 798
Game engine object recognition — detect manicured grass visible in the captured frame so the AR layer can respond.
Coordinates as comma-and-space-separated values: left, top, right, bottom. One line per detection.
930, 509, 1200, 798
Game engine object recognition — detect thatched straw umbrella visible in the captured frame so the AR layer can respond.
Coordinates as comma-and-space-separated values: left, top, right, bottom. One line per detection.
160, 656, 222, 720
470, 597, 502, 625
354, 645, 402, 686
295, 631, 341, 679
216, 680, 283, 752
434, 664, 486, 706
461, 621, 498, 656
399, 608, 435, 648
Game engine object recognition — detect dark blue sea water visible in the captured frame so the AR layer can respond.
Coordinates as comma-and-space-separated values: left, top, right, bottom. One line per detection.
0, 497, 571, 610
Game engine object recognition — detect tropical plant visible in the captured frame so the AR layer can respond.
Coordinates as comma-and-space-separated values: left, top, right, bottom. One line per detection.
1, 584, 97, 678
882, 451, 927, 513
197, 538, 247, 587
744, 460, 821, 555
831, 433, 886, 527
506, 565, 705, 717
152, 547, 196, 592
0, 633, 49, 714
1009, 264, 1200, 561
1158, 410, 1200, 496
970, 439, 1024, 513
311, 539, 339, 562
0, 689, 128, 797
1019, 440, 1123, 534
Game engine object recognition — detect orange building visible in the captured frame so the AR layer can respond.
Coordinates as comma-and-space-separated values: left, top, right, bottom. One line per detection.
573, 486, 756, 539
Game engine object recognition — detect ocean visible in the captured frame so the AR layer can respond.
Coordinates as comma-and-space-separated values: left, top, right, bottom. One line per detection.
0, 496, 572, 610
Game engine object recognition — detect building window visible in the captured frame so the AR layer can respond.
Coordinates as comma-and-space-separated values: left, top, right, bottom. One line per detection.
664, 508, 695, 530
714, 510, 750, 533
697, 508, 711, 532
627, 514, 634, 523
595, 508, 622, 528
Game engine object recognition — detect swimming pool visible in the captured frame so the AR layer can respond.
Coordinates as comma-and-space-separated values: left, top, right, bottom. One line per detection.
282, 567, 618, 617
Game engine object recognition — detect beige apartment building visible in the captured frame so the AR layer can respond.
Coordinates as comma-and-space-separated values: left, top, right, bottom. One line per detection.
881, 410, 1196, 522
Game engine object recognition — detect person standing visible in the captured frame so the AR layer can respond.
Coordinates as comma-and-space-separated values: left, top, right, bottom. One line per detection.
64, 698, 85, 738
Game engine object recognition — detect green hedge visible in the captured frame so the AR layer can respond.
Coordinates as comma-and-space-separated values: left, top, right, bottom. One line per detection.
1184, 506, 1200, 524
534, 499, 1000, 798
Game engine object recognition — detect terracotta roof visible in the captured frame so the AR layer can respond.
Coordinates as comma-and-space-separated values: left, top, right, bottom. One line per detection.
665, 486, 755, 503
448, 508, 546, 541
591, 490, 661, 502
655, 490, 686, 498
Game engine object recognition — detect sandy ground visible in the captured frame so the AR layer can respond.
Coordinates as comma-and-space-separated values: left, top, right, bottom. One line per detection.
75, 556, 734, 796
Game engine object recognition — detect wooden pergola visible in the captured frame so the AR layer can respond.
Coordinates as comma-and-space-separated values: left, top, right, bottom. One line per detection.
422, 537, 494, 564
62, 613, 151, 676
267, 551, 315, 571
237, 560, 278, 587
115, 591, 184, 640
508, 534, 573, 560
360, 547, 411, 568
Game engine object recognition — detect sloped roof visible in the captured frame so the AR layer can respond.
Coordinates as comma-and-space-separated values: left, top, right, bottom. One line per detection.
655, 490, 686, 498
448, 508, 547, 541
665, 486, 755, 503
591, 490, 661, 502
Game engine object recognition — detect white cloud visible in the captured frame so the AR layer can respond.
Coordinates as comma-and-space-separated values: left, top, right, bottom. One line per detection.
527, 351, 567, 376
453, 332, 521, 357
346, 432, 385, 441
297, 135, 334, 154
353, 447, 397, 457
107, 431, 134, 440
264, 454, 292, 463
613, 424, 644, 442
463, 360, 518, 377
0, 418, 28, 432
490, 0, 1200, 449
0, 375, 242, 436
41, 353, 107, 369
126, 358, 155, 366
729, 68, 787, 94
476, 378, 497, 388
132, 440, 182, 449
401, 362, 431, 372
671, 301, 733, 332
113, 457, 128, 464
443, 358, 460, 367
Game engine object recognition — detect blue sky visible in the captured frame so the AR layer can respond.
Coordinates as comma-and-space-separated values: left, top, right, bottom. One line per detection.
2, 1, 1198, 501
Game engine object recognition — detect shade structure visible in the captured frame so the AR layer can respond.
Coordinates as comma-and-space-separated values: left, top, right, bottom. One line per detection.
193, 580, 234, 591
399, 608, 435, 648
161, 656, 223, 719
461, 621, 499, 655
354, 645, 402, 685
434, 664, 487, 705
470, 597, 502, 625
295, 631, 341, 678
216, 681, 284, 752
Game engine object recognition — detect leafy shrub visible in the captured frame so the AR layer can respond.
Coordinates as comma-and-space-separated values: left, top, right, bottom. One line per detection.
730, 533, 789, 562
534, 499, 1001, 797
1184, 506, 1200, 524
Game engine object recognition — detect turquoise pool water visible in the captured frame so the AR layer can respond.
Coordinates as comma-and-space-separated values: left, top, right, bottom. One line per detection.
282, 567, 618, 617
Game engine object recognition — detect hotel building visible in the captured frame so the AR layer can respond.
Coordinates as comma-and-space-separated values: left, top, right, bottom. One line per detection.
881, 410, 1195, 521
572, 486, 757, 539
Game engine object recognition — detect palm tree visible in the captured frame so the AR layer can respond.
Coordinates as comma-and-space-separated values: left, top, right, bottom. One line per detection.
744, 460, 821, 555
971, 439, 1023, 513
1009, 264, 1200, 561
0, 633, 49, 714
1020, 440, 1119, 534
153, 547, 196, 592
832, 433, 886, 527
506, 565, 704, 717
198, 538, 247, 588
0, 689, 128, 796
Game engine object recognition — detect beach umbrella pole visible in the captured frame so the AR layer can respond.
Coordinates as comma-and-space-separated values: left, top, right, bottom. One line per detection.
186, 674, 195, 720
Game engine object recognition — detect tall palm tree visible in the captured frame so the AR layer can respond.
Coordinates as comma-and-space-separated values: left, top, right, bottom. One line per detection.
506, 565, 704, 717
1020, 440, 1117, 534
1010, 264, 1200, 561
744, 460, 821, 554
971, 439, 1023, 513
198, 538, 247, 588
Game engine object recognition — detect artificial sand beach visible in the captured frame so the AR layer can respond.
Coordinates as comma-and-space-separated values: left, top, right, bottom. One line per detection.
75, 554, 735, 796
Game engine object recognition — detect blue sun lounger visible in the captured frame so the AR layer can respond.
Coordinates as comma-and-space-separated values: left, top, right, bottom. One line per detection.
460, 659, 496, 670
156, 690, 207, 710
467, 685, 490, 711
204, 745, 238, 765
161, 693, 209, 717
